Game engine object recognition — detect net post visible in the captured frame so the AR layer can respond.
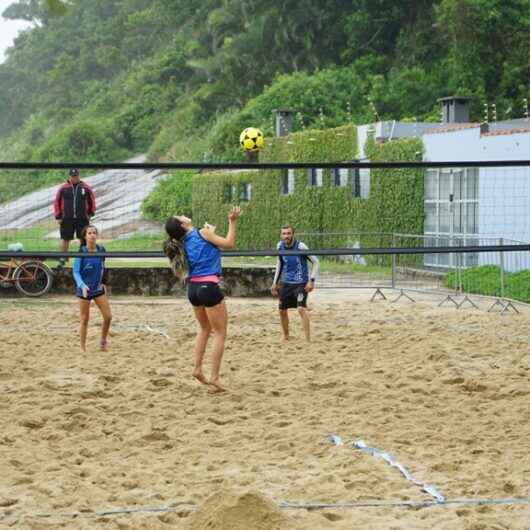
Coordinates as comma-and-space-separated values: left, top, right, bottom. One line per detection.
499, 237, 505, 299
451, 238, 464, 295
391, 233, 396, 289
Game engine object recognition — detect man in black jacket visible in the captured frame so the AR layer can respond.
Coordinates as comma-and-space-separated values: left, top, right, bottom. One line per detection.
53, 168, 96, 267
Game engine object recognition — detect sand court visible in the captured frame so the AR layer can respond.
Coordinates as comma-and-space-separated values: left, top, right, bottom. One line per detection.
0, 291, 529, 529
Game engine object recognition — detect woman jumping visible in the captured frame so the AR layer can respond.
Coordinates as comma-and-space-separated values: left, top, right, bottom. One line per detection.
72, 225, 112, 352
163, 206, 241, 393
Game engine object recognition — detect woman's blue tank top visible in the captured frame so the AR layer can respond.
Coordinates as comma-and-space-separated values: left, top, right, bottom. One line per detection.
183, 228, 222, 278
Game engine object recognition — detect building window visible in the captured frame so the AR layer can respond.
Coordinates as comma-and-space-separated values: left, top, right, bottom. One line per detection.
281, 169, 295, 195
359, 167, 371, 198
424, 167, 479, 268
331, 168, 349, 187
223, 183, 236, 203
353, 158, 371, 199
307, 168, 323, 187
352, 168, 361, 197
240, 182, 252, 202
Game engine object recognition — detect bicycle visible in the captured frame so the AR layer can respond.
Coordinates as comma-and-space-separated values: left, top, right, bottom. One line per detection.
0, 256, 54, 297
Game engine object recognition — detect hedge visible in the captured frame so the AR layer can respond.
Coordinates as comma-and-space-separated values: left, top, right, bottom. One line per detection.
191, 124, 425, 252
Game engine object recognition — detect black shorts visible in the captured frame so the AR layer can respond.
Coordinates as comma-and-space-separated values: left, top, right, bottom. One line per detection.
279, 282, 308, 310
187, 282, 224, 307
60, 218, 89, 241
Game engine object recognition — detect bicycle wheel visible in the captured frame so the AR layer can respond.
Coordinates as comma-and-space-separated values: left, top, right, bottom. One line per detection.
14, 261, 54, 297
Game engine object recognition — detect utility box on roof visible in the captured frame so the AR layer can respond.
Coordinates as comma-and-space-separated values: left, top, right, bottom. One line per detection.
438, 96, 472, 124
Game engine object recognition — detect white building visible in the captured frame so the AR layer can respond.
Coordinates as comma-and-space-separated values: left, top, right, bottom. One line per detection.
422, 120, 530, 270
355, 95, 530, 271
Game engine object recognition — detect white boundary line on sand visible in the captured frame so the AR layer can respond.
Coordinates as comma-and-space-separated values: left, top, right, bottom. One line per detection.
326, 434, 445, 503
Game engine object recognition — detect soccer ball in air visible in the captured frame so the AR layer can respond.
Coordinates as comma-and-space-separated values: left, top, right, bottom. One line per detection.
240, 127, 264, 152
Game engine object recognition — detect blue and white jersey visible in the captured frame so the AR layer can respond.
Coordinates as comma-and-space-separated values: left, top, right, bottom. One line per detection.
72, 245, 105, 297
273, 239, 319, 285
183, 228, 222, 278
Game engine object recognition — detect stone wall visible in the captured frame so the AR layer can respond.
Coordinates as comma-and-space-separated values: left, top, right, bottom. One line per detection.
1, 266, 275, 298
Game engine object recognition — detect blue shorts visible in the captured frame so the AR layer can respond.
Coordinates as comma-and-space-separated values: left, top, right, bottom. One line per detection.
76, 289, 105, 301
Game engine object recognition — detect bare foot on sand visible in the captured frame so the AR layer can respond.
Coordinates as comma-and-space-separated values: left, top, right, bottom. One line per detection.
281, 335, 289, 342
100, 339, 108, 352
208, 379, 227, 393
193, 370, 209, 385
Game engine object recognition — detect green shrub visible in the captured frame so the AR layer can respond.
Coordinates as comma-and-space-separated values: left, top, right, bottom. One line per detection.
142, 170, 194, 222
191, 124, 425, 252
445, 265, 530, 303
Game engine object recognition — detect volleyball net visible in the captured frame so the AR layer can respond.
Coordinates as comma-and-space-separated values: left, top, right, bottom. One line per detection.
1, 160, 530, 303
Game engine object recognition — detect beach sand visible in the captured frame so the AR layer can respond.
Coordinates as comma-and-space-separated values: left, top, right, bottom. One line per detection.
0, 290, 529, 529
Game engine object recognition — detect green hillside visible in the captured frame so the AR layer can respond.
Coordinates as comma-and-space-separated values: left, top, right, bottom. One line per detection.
0, 0, 529, 201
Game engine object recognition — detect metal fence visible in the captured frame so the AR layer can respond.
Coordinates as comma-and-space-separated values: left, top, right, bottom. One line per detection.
297, 232, 530, 310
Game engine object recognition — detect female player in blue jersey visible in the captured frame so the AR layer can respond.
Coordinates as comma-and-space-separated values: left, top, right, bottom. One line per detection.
163, 206, 241, 393
72, 225, 112, 352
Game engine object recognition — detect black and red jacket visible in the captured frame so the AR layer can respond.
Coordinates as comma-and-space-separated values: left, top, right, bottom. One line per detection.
53, 180, 96, 220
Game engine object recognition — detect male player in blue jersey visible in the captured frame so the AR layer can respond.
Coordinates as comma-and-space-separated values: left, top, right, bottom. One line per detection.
271, 224, 319, 342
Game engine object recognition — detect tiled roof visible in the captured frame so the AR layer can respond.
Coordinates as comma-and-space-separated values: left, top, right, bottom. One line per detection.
482, 125, 530, 136
425, 123, 481, 135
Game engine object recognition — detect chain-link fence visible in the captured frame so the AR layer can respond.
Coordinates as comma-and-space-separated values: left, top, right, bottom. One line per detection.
296, 231, 530, 310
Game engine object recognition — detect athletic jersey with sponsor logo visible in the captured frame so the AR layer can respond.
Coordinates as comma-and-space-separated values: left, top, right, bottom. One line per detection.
183, 228, 221, 278
277, 239, 310, 284
72, 245, 105, 297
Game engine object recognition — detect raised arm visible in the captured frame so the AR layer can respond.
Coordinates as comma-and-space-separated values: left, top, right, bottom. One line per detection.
200, 206, 241, 249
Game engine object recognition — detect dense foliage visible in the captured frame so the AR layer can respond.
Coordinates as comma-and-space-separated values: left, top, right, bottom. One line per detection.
141, 170, 194, 222
0, 0, 528, 201
188, 125, 423, 253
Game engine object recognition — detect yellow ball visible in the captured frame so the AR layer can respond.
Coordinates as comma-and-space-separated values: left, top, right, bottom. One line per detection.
239, 127, 264, 151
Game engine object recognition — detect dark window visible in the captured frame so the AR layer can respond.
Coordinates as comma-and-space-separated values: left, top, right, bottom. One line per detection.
224, 183, 236, 203
281, 169, 295, 195
332, 168, 348, 187
240, 182, 252, 201
307, 168, 323, 187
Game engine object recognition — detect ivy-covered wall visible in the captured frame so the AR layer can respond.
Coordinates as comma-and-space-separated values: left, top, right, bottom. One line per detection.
360, 136, 425, 241
192, 124, 424, 250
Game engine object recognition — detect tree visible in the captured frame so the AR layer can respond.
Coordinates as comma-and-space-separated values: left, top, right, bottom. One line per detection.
2, 0, 68, 26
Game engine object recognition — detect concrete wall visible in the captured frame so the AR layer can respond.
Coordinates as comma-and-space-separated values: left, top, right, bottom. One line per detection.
2, 266, 276, 298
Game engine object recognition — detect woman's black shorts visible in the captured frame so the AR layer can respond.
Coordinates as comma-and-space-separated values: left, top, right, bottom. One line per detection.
187, 282, 224, 307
